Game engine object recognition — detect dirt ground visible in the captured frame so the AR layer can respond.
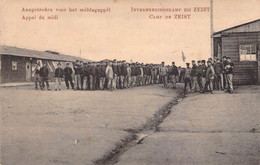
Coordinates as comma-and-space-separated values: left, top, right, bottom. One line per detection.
116, 86, 260, 165
0, 84, 178, 165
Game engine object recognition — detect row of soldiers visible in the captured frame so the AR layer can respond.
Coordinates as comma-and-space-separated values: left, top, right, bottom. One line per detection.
34, 59, 179, 91
182, 56, 234, 94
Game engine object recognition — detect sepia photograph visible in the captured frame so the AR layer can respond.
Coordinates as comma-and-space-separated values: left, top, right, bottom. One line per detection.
0, 0, 259, 164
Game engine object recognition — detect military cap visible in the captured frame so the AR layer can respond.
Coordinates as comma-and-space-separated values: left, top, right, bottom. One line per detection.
202, 60, 206, 63
226, 57, 231, 59
172, 62, 175, 64
198, 60, 201, 63
223, 56, 227, 58
192, 60, 195, 62
186, 63, 190, 65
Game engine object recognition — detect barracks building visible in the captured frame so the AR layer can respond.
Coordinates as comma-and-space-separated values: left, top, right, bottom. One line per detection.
213, 19, 260, 85
0, 45, 90, 84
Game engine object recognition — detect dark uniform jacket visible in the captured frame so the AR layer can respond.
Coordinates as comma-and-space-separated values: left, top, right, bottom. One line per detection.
54, 68, 64, 78
225, 62, 234, 74
168, 65, 178, 76
100, 65, 106, 77
90, 66, 97, 76
112, 65, 118, 75
83, 66, 89, 77
64, 67, 73, 77
191, 64, 198, 77
73, 64, 82, 75
121, 65, 127, 76
214, 62, 224, 74
117, 65, 122, 76
40, 67, 49, 77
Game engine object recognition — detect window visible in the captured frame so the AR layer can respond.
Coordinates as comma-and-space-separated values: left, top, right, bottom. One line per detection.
239, 44, 256, 61
12, 61, 17, 70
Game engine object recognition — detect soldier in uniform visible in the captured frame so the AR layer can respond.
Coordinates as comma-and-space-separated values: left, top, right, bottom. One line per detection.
159, 62, 167, 88
105, 61, 113, 91
169, 62, 178, 89
64, 62, 74, 90
191, 60, 199, 92
73, 60, 82, 90
40, 62, 51, 90
54, 62, 64, 91
225, 57, 234, 94
183, 63, 192, 93
112, 60, 119, 90
33, 63, 41, 90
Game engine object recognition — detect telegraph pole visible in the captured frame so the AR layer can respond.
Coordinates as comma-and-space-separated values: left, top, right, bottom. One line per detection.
210, 0, 214, 59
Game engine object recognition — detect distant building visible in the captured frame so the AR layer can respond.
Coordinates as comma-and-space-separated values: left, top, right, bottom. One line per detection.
0, 45, 91, 83
213, 19, 260, 85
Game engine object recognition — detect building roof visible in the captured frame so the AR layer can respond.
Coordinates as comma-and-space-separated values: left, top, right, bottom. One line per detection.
213, 19, 260, 37
0, 45, 92, 62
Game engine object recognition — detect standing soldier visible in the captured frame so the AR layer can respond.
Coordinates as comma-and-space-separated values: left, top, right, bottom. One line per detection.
199, 60, 207, 93
205, 60, 215, 94
196, 61, 203, 92
121, 60, 128, 88
79, 61, 84, 90
214, 58, 224, 90
54, 62, 64, 91
91, 62, 98, 90
169, 62, 178, 89
99, 62, 106, 90
105, 61, 113, 91
131, 63, 136, 87
33, 63, 41, 90
126, 63, 132, 88
225, 57, 234, 94
40, 62, 51, 90
117, 61, 122, 89
96, 62, 101, 90
82, 63, 89, 90
159, 62, 167, 88
73, 60, 82, 90
222, 56, 228, 89
112, 60, 119, 90
183, 63, 192, 93
64, 62, 74, 90
191, 60, 199, 92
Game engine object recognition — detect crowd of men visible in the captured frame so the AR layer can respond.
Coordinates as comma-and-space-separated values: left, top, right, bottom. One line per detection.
181, 56, 234, 94
33, 56, 234, 94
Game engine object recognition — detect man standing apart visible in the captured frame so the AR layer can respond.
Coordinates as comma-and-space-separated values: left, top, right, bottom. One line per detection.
40, 62, 51, 90
64, 62, 74, 90
54, 62, 64, 91
225, 57, 234, 94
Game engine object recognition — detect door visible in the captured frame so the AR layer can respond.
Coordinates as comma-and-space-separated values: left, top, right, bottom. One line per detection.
26, 62, 32, 82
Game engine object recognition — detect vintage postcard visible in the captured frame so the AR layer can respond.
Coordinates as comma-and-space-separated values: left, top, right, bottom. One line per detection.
0, 0, 259, 164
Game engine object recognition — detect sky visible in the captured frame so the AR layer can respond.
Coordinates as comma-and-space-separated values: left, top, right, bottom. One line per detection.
0, 0, 259, 66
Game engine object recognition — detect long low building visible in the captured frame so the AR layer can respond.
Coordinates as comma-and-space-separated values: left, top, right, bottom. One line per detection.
213, 19, 260, 85
0, 45, 91, 84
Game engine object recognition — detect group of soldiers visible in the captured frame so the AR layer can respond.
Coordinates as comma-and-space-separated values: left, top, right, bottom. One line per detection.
33, 59, 179, 91
181, 56, 234, 94
33, 56, 234, 94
